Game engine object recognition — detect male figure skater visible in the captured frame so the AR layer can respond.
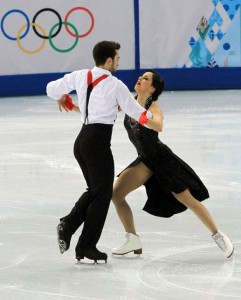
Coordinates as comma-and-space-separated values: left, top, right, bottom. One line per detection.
46, 41, 154, 263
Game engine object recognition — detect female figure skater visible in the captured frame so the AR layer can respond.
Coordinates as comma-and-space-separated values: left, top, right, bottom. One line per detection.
112, 70, 234, 258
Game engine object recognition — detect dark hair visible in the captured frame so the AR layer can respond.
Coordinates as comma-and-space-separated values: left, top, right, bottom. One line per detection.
93, 41, 121, 66
148, 70, 165, 101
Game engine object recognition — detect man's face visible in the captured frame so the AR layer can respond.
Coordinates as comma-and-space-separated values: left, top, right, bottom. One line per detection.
109, 50, 120, 73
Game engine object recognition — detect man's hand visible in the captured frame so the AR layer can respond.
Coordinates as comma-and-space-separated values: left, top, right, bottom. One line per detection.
57, 95, 69, 112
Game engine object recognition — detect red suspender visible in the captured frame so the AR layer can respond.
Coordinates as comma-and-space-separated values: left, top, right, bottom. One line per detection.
87, 70, 109, 87
87, 70, 92, 86
84, 70, 109, 124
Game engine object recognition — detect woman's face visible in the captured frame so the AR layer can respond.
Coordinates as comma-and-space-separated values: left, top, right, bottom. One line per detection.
134, 72, 154, 95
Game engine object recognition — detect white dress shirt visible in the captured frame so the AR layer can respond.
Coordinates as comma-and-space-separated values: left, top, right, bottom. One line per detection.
46, 66, 151, 125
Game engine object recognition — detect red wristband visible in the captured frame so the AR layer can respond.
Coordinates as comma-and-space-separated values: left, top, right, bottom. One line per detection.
65, 94, 74, 111
138, 110, 148, 126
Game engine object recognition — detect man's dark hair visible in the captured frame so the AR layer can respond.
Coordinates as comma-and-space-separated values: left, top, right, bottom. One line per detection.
93, 41, 121, 66
149, 70, 165, 101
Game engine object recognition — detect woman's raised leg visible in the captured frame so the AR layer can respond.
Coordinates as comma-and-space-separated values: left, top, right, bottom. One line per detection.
172, 189, 234, 258
172, 189, 218, 234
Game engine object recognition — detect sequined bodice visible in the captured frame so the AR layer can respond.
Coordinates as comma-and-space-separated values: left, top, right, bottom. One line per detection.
124, 97, 159, 158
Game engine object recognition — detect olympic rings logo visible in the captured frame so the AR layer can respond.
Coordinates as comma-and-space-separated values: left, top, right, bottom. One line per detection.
0, 7, 95, 54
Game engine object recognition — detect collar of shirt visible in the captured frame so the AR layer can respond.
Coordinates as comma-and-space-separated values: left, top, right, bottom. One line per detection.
91, 66, 112, 77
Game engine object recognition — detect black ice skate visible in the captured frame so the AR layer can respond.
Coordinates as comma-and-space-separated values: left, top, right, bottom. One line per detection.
57, 220, 72, 254
76, 247, 107, 263
75, 247, 84, 261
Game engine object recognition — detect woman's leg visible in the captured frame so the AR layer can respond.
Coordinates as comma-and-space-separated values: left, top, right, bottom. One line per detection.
172, 189, 234, 258
172, 189, 218, 234
112, 161, 153, 234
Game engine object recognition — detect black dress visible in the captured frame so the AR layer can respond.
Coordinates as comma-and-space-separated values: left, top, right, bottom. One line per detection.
122, 97, 209, 218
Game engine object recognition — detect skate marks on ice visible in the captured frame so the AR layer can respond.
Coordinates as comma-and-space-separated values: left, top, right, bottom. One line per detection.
0, 91, 241, 299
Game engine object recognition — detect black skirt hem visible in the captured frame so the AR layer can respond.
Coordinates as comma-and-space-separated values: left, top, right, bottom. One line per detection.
118, 156, 209, 218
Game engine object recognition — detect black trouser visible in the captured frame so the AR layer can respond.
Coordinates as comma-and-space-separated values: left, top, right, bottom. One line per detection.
62, 124, 114, 248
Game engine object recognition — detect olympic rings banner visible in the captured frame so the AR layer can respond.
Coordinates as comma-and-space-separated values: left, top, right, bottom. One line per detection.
0, 0, 135, 75
0, 0, 241, 95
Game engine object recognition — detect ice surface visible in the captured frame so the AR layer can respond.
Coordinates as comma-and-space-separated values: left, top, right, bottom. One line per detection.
0, 90, 240, 299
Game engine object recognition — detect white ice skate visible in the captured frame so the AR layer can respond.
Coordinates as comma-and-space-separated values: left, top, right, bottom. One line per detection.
212, 231, 234, 258
112, 233, 142, 255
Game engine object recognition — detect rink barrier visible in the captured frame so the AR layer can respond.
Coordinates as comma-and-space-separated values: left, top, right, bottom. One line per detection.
0, 67, 241, 97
